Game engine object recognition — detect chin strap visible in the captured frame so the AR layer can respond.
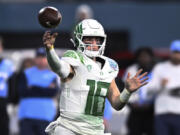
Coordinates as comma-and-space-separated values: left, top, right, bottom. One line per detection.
84, 50, 99, 58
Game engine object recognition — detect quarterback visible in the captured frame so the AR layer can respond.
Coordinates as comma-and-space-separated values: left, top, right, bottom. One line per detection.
43, 19, 148, 135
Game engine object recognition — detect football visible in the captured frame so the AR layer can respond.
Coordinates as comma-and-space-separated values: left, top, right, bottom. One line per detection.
38, 6, 62, 28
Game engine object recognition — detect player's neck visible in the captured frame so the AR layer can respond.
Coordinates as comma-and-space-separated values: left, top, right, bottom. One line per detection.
87, 55, 96, 61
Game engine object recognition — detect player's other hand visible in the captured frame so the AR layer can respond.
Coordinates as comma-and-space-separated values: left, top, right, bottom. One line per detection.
43, 31, 58, 49
125, 69, 149, 93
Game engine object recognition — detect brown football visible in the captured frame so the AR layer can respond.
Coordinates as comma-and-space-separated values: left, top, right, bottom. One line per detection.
38, 6, 62, 28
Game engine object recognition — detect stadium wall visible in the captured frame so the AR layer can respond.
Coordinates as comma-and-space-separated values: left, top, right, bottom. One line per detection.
0, 2, 180, 50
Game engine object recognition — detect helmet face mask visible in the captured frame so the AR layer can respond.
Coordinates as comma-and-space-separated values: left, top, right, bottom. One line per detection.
73, 19, 106, 58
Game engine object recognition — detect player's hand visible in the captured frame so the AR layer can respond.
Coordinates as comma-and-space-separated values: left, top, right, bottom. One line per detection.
125, 69, 149, 93
43, 31, 58, 50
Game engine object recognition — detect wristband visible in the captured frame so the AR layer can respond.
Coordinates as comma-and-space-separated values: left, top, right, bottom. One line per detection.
119, 88, 131, 103
46, 45, 54, 51
49, 45, 54, 50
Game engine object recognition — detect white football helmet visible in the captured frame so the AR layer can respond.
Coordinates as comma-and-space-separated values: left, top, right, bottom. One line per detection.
72, 19, 107, 57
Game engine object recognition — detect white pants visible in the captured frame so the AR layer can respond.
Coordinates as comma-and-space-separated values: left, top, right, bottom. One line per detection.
45, 121, 79, 135
54, 125, 79, 135
45, 121, 111, 135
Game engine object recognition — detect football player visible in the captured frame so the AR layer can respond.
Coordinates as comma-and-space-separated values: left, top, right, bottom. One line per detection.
43, 19, 148, 135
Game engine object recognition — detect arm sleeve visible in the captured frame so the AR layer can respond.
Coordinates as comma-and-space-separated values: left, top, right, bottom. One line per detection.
46, 48, 71, 78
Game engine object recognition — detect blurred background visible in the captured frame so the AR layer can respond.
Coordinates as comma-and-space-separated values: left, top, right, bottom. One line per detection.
0, 0, 177, 70
1, 0, 180, 135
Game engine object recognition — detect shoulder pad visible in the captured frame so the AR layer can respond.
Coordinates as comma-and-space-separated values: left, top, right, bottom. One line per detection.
103, 57, 119, 79
107, 58, 119, 71
63, 50, 78, 59
63, 50, 84, 63
62, 50, 84, 66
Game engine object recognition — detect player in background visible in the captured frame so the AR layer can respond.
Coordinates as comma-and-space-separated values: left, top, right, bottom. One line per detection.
147, 40, 180, 135
75, 4, 94, 24
123, 47, 156, 135
43, 19, 148, 135
0, 36, 15, 135
18, 48, 59, 135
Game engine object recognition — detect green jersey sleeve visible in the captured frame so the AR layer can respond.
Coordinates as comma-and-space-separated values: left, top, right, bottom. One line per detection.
61, 50, 84, 67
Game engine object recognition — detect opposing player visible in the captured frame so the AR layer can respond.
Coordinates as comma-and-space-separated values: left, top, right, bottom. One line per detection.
43, 19, 148, 135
